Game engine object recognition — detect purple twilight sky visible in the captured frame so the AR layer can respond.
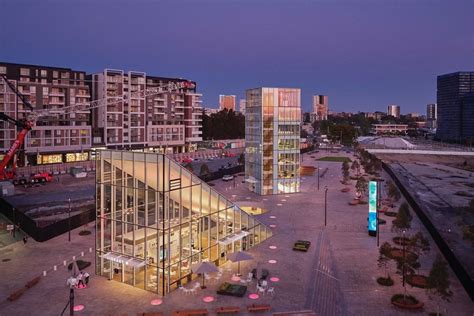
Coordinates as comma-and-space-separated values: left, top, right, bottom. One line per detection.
0, 0, 473, 114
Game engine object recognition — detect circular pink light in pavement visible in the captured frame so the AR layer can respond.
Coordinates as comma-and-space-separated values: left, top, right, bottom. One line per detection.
269, 245, 277, 249
150, 299, 163, 306
231, 275, 241, 282
269, 215, 276, 219
270, 277, 280, 282
203, 296, 215, 303
269, 224, 276, 228
249, 293, 259, 300
268, 259, 277, 264
73, 305, 85, 312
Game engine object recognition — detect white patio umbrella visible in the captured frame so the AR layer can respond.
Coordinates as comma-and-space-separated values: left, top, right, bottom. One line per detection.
71, 260, 80, 277
191, 261, 219, 289
227, 251, 254, 276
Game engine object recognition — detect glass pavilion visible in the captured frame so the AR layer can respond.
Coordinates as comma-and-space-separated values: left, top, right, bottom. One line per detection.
95, 150, 272, 295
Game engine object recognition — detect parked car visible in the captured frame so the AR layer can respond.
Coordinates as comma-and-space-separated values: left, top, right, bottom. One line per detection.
222, 175, 234, 181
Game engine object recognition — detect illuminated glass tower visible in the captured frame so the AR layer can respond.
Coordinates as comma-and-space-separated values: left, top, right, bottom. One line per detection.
245, 88, 301, 195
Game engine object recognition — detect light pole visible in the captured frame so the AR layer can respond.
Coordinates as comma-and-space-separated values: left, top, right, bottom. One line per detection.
68, 198, 71, 242
324, 186, 328, 226
317, 167, 320, 191
12, 207, 16, 238
402, 230, 406, 287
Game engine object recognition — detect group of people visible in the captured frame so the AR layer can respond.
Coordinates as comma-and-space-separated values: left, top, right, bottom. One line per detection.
76, 271, 90, 288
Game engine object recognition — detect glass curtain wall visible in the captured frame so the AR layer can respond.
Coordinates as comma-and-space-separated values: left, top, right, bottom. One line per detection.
245, 88, 301, 195
96, 150, 272, 295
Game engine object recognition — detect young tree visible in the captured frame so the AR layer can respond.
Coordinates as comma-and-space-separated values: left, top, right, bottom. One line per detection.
342, 161, 350, 183
199, 163, 211, 179
408, 232, 430, 274
427, 255, 453, 315
351, 160, 360, 176
388, 180, 401, 203
392, 202, 413, 235
184, 162, 194, 173
355, 177, 368, 198
378, 242, 393, 279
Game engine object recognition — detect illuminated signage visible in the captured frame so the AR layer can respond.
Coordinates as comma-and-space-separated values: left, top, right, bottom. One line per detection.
368, 181, 377, 236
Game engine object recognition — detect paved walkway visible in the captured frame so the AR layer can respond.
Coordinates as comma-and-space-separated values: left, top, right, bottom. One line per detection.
0, 151, 473, 315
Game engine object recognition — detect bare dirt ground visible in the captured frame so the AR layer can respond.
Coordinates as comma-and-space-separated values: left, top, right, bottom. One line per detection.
4, 173, 95, 227
375, 153, 474, 280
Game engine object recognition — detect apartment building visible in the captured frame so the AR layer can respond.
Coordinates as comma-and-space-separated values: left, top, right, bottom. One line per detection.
89, 69, 202, 154
0, 62, 91, 166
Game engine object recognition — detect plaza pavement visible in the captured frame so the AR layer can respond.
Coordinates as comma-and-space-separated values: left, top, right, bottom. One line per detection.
0, 151, 473, 315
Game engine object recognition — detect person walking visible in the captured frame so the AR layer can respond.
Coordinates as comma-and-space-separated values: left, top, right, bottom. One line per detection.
22, 236, 28, 244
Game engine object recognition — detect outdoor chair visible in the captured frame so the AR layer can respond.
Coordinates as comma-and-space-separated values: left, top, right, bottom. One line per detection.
261, 280, 268, 288
267, 287, 275, 296
257, 286, 266, 296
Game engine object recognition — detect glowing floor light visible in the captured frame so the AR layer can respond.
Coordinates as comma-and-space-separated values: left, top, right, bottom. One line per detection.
249, 293, 259, 300
270, 277, 280, 282
73, 305, 85, 312
203, 296, 215, 303
269, 245, 277, 249
150, 299, 162, 306
268, 259, 277, 264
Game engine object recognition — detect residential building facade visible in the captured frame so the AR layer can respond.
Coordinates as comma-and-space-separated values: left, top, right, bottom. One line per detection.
373, 124, 408, 135
96, 150, 272, 295
245, 87, 301, 195
90, 69, 202, 154
0, 62, 91, 166
239, 99, 246, 115
426, 103, 437, 129
387, 104, 400, 118
219, 95, 236, 111
436, 72, 474, 143
310, 95, 328, 122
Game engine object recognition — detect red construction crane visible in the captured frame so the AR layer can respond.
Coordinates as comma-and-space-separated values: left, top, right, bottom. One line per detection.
0, 74, 53, 184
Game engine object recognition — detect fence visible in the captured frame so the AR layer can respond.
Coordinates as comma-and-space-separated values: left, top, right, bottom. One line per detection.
382, 162, 474, 301
0, 199, 95, 242
16, 160, 96, 177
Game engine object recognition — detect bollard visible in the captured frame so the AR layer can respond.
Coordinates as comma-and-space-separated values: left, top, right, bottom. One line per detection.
89, 247, 92, 253
72, 256, 76, 260
81, 251, 84, 257
43, 271, 47, 276
63, 260, 67, 266
54, 265, 57, 271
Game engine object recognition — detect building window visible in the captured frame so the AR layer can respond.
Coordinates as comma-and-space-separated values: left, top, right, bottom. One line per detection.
41, 69, 47, 77
20, 68, 30, 76
0, 66, 6, 74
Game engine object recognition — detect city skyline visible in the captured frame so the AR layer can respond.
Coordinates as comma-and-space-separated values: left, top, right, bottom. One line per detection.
1, 1, 472, 114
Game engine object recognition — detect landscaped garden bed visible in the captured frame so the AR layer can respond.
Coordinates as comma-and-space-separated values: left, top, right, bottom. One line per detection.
388, 248, 418, 262
391, 294, 424, 310
376, 276, 394, 286
385, 211, 397, 217
406, 274, 429, 288
393, 236, 410, 246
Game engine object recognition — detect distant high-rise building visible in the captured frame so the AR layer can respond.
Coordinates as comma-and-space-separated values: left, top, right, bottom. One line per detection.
436, 72, 474, 143
387, 104, 400, 118
219, 94, 236, 111
245, 87, 301, 195
310, 95, 328, 122
203, 107, 219, 115
239, 99, 246, 114
426, 103, 437, 129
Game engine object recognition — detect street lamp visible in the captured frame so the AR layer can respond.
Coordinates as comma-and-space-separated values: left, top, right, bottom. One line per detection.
317, 167, 320, 191
68, 198, 71, 242
324, 186, 328, 226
